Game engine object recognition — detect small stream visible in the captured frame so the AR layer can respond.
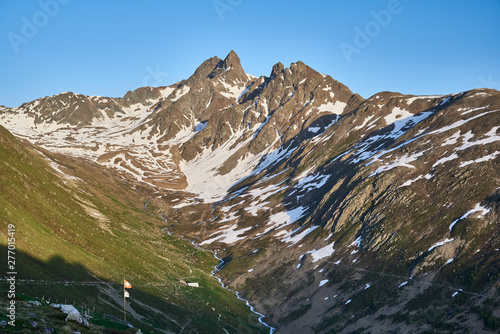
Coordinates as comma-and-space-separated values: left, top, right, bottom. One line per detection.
209, 250, 276, 333
168, 230, 275, 332
155, 205, 275, 332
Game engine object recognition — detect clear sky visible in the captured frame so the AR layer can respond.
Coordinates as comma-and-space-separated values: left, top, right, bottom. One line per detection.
0, 0, 499, 107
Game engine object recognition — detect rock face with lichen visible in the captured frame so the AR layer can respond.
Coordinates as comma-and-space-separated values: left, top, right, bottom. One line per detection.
1, 51, 499, 333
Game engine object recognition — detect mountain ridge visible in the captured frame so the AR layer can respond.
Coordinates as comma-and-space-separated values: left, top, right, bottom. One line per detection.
1, 51, 499, 333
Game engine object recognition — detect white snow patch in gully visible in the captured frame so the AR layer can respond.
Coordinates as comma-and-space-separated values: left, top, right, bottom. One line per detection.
308, 243, 336, 263
255, 206, 307, 237
399, 173, 433, 188
428, 238, 454, 252
194, 121, 207, 132
354, 114, 376, 130
441, 131, 461, 146
282, 225, 320, 245
170, 85, 190, 102
180, 126, 271, 202
200, 225, 253, 245
459, 151, 500, 167
449, 203, 490, 231
293, 170, 330, 194
350, 236, 362, 248
351, 110, 434, 165
406, 95, 441, 104
384, 107, 413, 126
319, 279, 329, 287
315, 101, 346, 114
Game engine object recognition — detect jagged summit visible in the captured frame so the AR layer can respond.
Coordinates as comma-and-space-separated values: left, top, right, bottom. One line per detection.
208, 50, 247, 84
190, 56, 222, 81
0, 51, 366, 194
222, 50, 242, 70
270, 61, 285, 78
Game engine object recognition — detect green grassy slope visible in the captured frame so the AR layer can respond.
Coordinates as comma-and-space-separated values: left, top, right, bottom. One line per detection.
0, 125, 268, 333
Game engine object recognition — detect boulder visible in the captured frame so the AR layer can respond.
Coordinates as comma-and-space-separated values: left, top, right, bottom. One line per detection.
51, 304, 89, 327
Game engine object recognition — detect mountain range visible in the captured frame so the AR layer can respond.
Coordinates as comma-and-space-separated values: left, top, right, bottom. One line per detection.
1, 51, 499, 333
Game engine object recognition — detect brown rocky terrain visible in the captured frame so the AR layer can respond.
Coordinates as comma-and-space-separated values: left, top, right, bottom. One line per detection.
1, 51, 499, 333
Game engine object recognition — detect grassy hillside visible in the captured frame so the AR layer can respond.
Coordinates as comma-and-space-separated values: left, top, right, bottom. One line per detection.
0, 125, 268, 333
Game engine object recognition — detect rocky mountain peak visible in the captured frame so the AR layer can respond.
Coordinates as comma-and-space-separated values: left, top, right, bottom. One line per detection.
289, 60, 315, 75
190, 56, 222, 81
222, 50, 241, 69
208, 50, 247, 84
122, 86, 167, 105
270, 61, 285, 79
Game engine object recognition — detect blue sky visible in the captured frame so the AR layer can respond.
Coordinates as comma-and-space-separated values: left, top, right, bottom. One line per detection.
0, 0, 499, 107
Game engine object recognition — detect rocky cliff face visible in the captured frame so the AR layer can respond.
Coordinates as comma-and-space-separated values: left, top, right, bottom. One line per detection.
10, 86, 169, 127
1, 52, 499, 333
188, 88, 499, 333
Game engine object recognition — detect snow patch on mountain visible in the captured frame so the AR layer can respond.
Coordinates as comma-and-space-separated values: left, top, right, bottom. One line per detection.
399, 173, 433, 187
255, 206, 307, 237
406, 95, 441, 104
441, 131, 461, 146
160, 87, 175, 99
354, 115, 376, 130
384, 107, 413, 126
309, 243, 336, 262
459, 151, 500, 167
350, 110, 434, 165
282, 225, 319, 245
449, 203, 490, 231
200, 225, 253, 245
315, 101, 347, 114
369, 148, 429, 176
180, 126, 270, 202
170, 85, 190, 102
428, 238, 454, 252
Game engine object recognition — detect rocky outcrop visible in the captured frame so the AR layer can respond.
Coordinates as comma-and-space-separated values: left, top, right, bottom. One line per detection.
51, 304, 89, 327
